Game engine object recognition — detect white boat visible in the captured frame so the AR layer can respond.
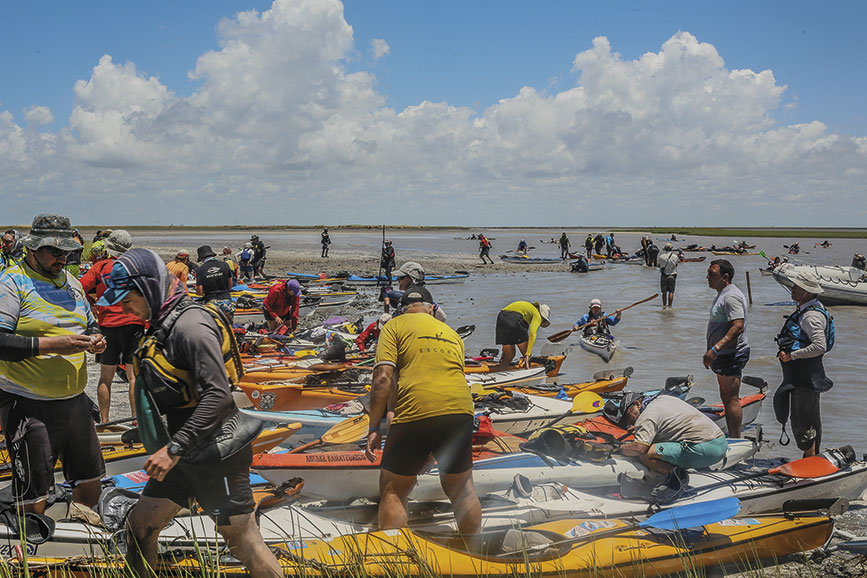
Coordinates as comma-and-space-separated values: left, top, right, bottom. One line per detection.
253, 438, 758, 502
772, 262, 867, 305
580, 333, 617, 362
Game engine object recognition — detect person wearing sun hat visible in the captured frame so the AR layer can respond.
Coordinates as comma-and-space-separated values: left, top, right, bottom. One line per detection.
96, 248, 282, 577
658, 242, 680, 308
775, 270, 835, 458
494, 300, 551, 371
573, 298, 621, 337
0, 214, 107, 513
80, 229, 143, 422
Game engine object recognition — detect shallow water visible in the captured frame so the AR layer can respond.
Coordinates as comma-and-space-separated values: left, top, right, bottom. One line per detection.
101, 228, 867, 461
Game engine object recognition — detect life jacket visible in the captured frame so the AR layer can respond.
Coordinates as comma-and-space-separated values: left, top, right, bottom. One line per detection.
775, 303, 835, 354
239, 249, 251, 264
519, 424, 615, 461
133, 300, 245, 413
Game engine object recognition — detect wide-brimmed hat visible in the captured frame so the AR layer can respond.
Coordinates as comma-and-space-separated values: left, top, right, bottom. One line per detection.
536, 303, 551, 327
664, 242, 673, 250
196, 245, 217, 262
394, 261, 425, 282
790, 270, 824, 295
22, 214, 82, 251
104, 230, 132, 257
590, 298, 603, 308
377, 313, 393, 327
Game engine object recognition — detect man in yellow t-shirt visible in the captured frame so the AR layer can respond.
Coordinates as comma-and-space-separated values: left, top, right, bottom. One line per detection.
494, 301, 551, 371
365, 285, 480, 534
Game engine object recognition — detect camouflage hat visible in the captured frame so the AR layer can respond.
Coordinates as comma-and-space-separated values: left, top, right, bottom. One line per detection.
103, 230, 133, 258
22, 214, 82, 251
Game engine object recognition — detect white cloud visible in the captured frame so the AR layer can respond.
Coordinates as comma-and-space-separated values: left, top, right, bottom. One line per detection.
371, 38, 390, 60
0, 3, 864, 226
23, 106, 54, 126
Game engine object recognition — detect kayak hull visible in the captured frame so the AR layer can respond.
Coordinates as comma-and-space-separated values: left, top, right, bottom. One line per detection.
580, 334, 616, 362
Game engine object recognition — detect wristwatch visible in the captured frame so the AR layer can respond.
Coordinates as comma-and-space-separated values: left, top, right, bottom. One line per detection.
166, 441, 183, 457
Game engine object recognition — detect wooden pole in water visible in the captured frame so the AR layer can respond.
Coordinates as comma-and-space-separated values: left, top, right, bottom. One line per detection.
745, 271, 753, 305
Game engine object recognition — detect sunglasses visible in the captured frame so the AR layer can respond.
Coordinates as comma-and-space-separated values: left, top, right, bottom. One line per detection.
46, 247, 73, 258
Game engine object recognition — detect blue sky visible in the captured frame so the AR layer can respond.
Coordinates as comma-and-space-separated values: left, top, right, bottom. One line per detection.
1, 0, 865, 226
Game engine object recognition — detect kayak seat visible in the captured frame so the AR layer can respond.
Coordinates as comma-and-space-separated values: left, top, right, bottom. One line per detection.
417, 527, 569, 561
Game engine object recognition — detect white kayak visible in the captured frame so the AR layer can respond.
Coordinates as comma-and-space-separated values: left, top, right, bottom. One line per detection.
580, 333, 617, 362
254, 438, 758, 502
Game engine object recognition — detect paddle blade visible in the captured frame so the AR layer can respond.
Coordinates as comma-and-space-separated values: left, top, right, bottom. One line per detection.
469, 383, 487, 396
773, 455, 841, 479
641, 497, 742, 531
321, 414, 370, 445
572, 391, 605, 414
547, 329, 573, 343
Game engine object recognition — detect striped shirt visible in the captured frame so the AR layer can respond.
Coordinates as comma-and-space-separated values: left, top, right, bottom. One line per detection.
0, 261, 95, 399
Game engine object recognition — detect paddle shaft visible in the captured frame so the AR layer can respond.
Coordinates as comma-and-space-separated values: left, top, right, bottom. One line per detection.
548, 294, 658, 343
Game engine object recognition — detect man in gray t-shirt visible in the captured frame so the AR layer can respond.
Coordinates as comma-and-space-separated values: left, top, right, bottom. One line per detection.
703, 259, 750, 437
620, 394, 726, 473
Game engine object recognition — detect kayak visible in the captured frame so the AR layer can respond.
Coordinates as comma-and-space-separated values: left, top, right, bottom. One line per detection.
711, 251, 761, 256
502, 370, 632, 398
288, 272, 470, 286
580, 333, 617, 362
466, 354, 566, 377
237, 366, 550, 412
0, 424, 300, 483
253, 436, 758, 501
499, 254, 563, 264
13, 507, 835, 577
680, 256, 707, 262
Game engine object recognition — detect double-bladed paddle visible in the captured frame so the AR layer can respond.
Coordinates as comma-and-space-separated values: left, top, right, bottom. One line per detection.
500, 497, 742, 556
547, 294, 658, 343
286, 414, 370, 454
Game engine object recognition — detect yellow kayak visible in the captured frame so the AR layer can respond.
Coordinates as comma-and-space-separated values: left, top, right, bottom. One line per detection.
16, 510, 833, 577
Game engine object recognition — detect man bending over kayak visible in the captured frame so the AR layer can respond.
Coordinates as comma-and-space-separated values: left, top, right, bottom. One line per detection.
494, 301, 551, 370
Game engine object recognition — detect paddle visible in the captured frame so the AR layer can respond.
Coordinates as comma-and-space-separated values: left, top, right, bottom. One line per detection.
286, 414, 370, 454
500, 497, 742, 556
539, 391, 605, 429
695, 453, 846, 495
547, 294, 659, 343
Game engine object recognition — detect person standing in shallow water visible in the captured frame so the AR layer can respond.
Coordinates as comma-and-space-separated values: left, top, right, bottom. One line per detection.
775, 271, 835, 458
380, 239, 396, 283
703, 259, 750, 438
321, 228, 332, 258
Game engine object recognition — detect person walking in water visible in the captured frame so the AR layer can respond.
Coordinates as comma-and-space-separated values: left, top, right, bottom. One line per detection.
380, 239, 396, 283
321, 228, 332, 258
478, 234, 494, 265
703, 259, 750, 438
558, 232, 570, 260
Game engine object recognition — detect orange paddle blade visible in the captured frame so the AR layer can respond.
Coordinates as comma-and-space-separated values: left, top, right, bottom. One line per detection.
773, 455, 840, 478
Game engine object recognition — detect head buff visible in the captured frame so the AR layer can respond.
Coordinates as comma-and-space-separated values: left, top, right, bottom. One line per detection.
116, 248, 187, 323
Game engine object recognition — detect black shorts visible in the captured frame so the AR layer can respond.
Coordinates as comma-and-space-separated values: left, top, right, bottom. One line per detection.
790, 386, 821, 452
711, 347, 750, 377
495, 310, 529, 345
142, 445, 255, 525
0, 391, 105, 503
381, 414, 474, 476
97, 324, 145, 365
660, 274, 677, 293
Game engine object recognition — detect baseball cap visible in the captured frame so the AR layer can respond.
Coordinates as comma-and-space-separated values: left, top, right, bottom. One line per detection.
401, 284, 434, 305
394, 261, 424, 282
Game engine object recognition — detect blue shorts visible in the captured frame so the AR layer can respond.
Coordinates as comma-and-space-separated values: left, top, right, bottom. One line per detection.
653, 436, 728, 469
710, 347, 750, 377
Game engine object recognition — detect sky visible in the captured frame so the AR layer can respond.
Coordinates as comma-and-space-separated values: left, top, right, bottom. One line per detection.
1, 0, 865, 227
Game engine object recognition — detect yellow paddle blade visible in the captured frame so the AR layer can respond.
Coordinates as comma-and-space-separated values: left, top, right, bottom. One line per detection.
321, 414, 370, 445
571, 391, 605, 414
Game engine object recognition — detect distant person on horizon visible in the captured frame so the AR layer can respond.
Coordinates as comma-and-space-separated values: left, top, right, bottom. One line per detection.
584, 234, 593, 259
558, 233, 570, 259
703, 259, 750, 438
321, 228, 332, 258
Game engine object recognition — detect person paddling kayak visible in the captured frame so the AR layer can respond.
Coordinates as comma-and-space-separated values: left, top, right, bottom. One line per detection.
573, 298, 620, 336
